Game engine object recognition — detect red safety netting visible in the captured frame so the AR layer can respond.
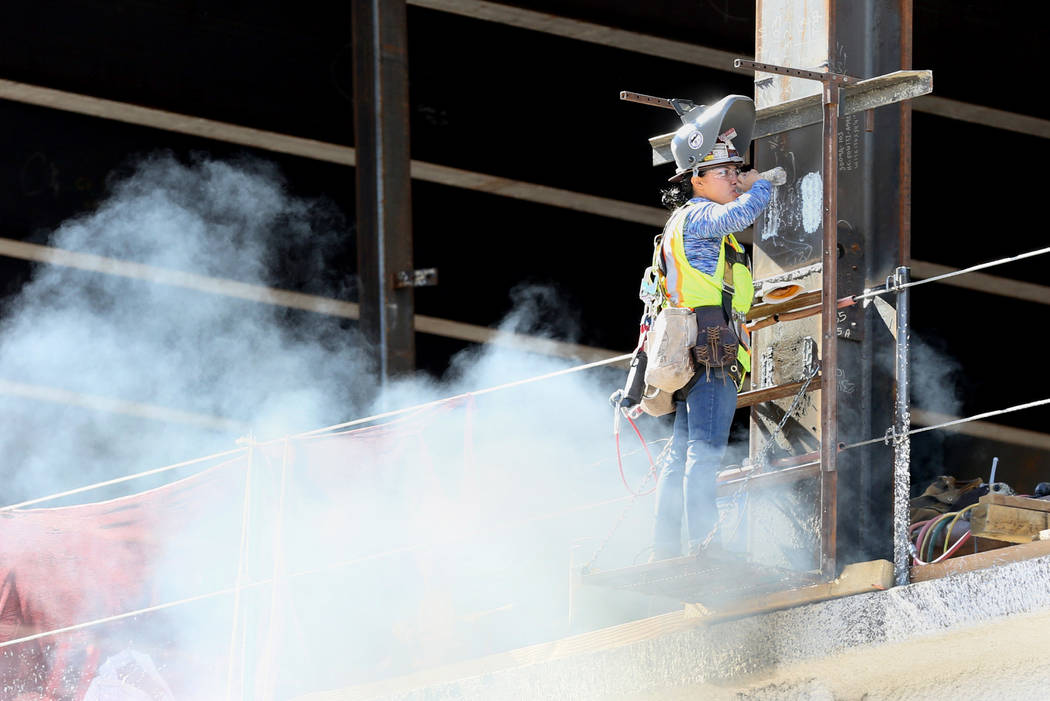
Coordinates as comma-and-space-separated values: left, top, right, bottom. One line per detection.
0, 453, 247, 700
0, 396, 479, 700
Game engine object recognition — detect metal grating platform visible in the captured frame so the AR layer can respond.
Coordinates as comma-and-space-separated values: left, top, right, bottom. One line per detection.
581, 552, 824, 606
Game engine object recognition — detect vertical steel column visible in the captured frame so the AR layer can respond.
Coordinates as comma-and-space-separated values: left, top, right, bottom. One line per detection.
899, 0, 913, 266
819, 80, 840, 579
352, 0, 416, 379
893, 267, 912, 585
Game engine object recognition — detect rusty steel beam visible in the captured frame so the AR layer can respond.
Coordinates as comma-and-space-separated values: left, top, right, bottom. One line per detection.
747, 291, 823, 320
819, 56, 841, 582
736, 375, 822, 409
408, 0, 1049, 141
352, 0, 416, 378
2, 80, 1046, 311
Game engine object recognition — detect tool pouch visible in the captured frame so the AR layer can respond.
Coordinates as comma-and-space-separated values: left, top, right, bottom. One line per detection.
639, 384, 675, 417
690, 306, 741, 386
643, 307, 697, 393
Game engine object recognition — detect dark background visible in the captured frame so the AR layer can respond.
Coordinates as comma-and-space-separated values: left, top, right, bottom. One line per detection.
0, 1, 1047, 490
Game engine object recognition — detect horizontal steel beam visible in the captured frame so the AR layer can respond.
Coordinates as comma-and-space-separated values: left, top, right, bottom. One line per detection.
910, 260, 1050, 306
912, 409, 1050, 452
648, 70, 934, 166
407, 0, 751, 76
0, 237, 622, 363
0, 86, 1044, 315
0, 80, 668, 228
0, 378, 248, 432
0, 234, 1044, 446
408, 0, 1050, 142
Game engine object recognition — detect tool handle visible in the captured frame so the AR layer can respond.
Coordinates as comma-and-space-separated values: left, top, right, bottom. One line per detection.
757, 166, 787, 186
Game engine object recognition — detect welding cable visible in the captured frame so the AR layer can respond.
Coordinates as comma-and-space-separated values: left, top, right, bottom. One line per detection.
912, 530, 972, 566
911, 513, 945, 561
925, 513, 956, 560
909, 519, 931, 542
615, 411, 659, 497
943, 503, 980, 556
925, 513, 955, 561
913, 524, 974, 566
912, 515, 942, 564
911, 505, 980, 566
926, 508, 970, 560
919, 512, 953, 562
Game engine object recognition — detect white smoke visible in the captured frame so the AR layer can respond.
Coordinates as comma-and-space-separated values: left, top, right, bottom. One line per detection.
0, 153, 665, 697
0, 152, 374, 503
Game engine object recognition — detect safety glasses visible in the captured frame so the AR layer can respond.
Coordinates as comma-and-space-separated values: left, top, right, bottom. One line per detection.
702, 166, 740, 180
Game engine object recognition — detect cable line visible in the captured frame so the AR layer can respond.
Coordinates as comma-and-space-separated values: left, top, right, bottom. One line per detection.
841, 397, 1050, 451
854, 246, 1050, 302
295, 352, 633, 438
0, 448, 247, 512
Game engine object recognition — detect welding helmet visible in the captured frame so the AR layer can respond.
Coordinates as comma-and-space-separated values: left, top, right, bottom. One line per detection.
668, 94, 755, 182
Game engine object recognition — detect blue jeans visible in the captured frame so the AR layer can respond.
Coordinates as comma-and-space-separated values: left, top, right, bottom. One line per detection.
652, 369, 738, 559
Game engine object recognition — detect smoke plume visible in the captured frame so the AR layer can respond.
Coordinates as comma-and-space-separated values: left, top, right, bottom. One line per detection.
0, 153, 671, 698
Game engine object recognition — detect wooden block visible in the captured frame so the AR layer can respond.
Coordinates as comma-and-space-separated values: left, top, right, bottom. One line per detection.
969, 503, 1048, 544
911, 538, 1050, 583
685, 559, 893, 623
980, 493, 1050, 513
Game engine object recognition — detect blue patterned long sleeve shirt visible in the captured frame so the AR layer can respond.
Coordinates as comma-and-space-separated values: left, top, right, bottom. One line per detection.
680, 179, 771, 276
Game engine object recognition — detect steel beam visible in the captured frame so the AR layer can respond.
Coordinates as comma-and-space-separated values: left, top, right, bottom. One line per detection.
893, 267, 912, 585
3, 79, 1048, 309
819, 72, 840, 578
352, 0, 415, 378
407, 0, 1049, 141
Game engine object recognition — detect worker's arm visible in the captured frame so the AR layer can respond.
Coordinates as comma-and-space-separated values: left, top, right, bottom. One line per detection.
683, 179, 771, 240
680, 179, 771, 274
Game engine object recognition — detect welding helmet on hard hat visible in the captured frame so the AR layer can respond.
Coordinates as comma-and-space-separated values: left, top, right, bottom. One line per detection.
668, 94, 756, 182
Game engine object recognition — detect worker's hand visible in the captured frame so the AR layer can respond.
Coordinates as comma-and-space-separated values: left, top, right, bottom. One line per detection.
736, 169, 762, 193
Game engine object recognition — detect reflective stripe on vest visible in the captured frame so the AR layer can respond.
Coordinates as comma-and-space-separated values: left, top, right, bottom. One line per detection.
660, 207, 754, 315
660, 204, 755, 376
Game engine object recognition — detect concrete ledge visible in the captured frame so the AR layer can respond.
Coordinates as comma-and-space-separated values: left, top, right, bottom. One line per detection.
298, 553, 1050, 700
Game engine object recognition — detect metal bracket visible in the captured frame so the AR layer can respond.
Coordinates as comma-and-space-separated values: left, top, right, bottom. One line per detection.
883, 265, 910, 295
619, 91, 696, 116
733, 59, 859, 87
394, 268, 438, 289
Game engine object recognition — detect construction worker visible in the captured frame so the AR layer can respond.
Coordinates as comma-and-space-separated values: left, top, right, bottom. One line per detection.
650, 116, 772, 561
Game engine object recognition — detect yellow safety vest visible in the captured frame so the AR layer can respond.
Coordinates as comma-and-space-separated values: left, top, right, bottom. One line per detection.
659, 205, 754, 377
